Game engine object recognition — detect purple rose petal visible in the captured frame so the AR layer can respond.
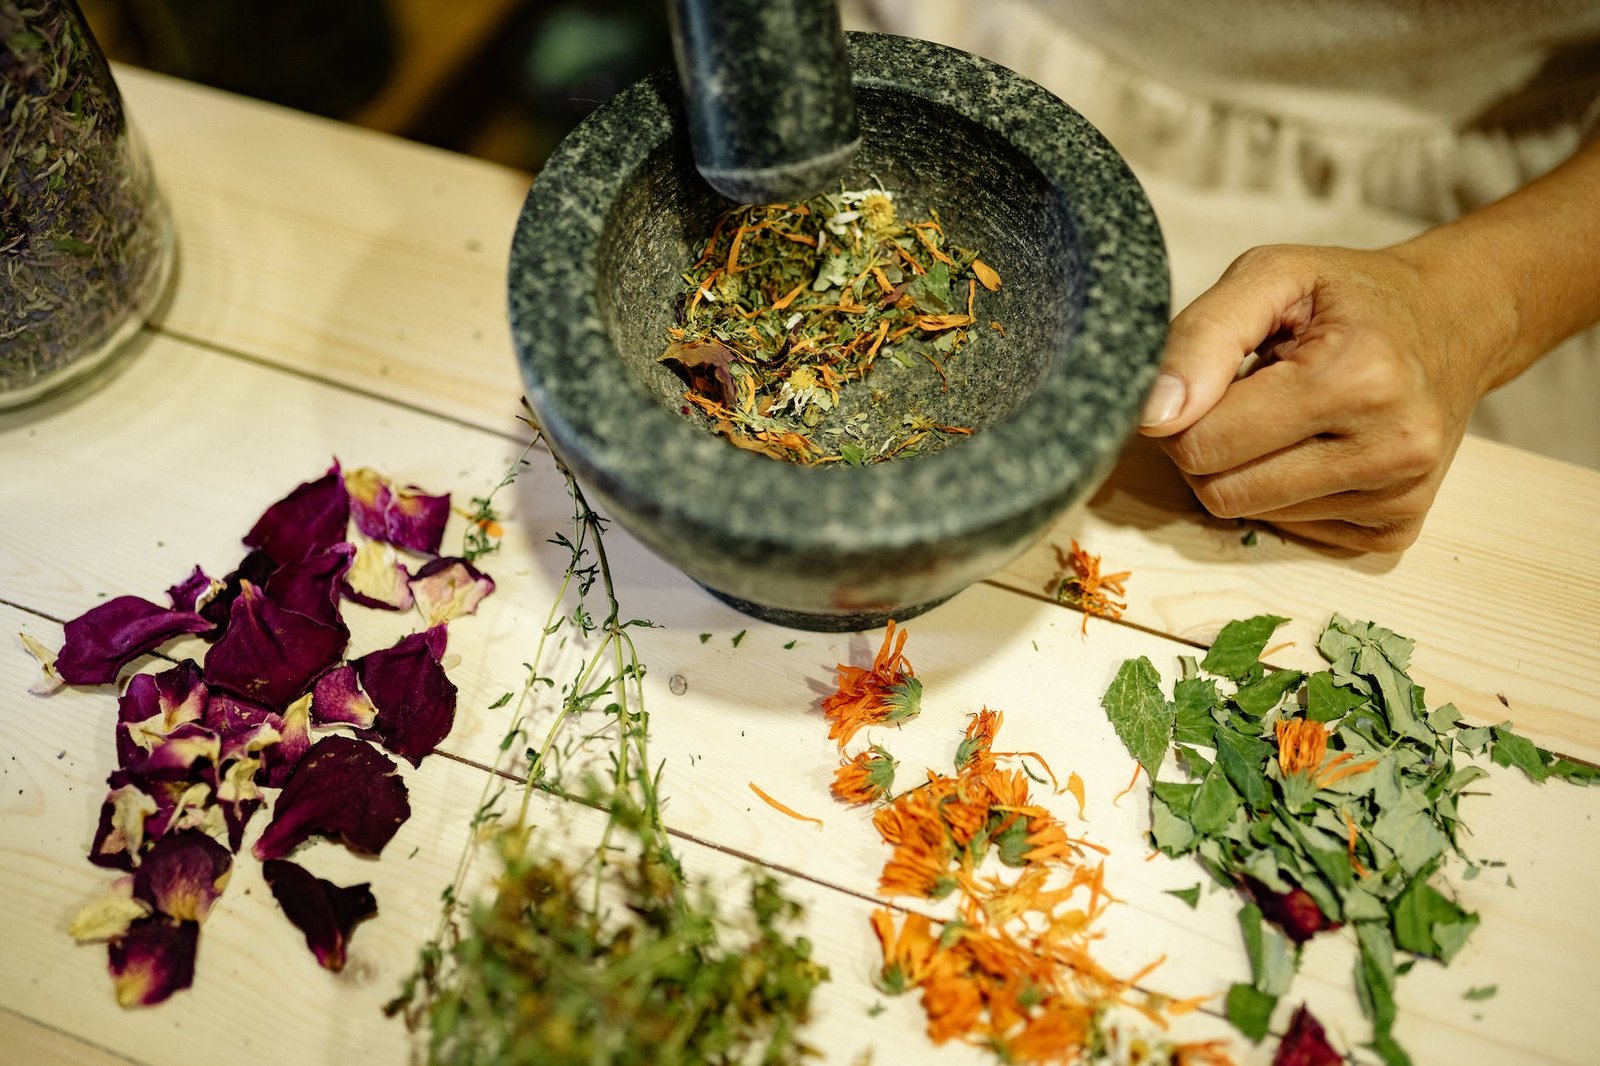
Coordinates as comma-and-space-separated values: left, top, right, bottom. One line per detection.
243, 461, 351, 565
116, 662, 209, 768
1272, 1004, 1343, 1066
89, 780, 159, 870
354, 626, 457, 767
1247, 879, 1339, 944
252, 736, 410, 861
203, 693, 283, 762
341, 537, 414, 611
132, 830, 233, 923
410, 557, 496, 625
262, 858, 378, 972
260, 693, 313, 789
263, 543, 355, 627
344, 467, 450, 554
199, 550, 280, 636
108, 916, 199, 1008
142, 777, 220, 844
56, 596, 214, 686
312, 665, 377, 730
203, 582, 347, 711
125, 723, 222, 785
166, 567, 217, 613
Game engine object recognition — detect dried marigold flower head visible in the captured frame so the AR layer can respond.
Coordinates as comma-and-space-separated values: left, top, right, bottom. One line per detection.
821, 619, 920, 750
831, 744, 897, 805
1275, 717, 1379, 789
955, 707, 1003, 772
1050, 540, 1130, 633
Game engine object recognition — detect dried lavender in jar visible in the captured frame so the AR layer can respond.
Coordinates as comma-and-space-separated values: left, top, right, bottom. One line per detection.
1, 0, 173, 407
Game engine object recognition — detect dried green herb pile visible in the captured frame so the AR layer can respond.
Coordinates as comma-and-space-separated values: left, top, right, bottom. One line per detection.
662, 187, 1002, 464
1102, 614, 1594, 1064
1, 2, 168, 394
389, 427, 827, 1065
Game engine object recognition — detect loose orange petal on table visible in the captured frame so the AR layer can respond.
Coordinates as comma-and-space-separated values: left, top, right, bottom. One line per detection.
748, 782, 824, 828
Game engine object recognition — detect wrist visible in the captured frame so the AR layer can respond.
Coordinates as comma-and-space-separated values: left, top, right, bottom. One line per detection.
1388, 224, 1524, 397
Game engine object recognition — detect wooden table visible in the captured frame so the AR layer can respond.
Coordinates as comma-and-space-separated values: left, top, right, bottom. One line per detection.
3, 67, 1598, 1066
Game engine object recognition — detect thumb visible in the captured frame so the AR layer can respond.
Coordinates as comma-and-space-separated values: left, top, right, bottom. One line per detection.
1139, 248, 1315, 437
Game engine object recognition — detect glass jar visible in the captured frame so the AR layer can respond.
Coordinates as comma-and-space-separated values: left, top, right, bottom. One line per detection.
1, 0, 175, 409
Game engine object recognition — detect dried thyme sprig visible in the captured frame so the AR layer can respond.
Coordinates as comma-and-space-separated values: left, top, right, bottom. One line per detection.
388, 420, 827, 1064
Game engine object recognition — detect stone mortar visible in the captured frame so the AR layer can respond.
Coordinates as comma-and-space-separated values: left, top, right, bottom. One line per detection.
509, 32, 1170, 631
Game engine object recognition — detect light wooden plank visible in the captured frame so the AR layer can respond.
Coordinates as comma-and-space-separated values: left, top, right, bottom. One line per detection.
112, 66, 1600, 762
116, 65, 531, 434
3, 337, 1596, 1063
0, 1009, 140, 1066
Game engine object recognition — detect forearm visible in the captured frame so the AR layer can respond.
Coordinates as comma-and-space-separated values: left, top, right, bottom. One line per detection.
1395, 136, 1600, 394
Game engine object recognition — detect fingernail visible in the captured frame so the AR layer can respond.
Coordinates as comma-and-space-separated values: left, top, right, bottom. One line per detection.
1140, 373, 1184, 426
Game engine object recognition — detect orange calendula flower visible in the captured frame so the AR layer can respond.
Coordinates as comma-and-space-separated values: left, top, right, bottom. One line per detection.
831, 744, 898, 805
1050, 539, 1130, 633
1276, 717, 1380, 788
955, 707, 1003, 772
821, 619, 921, 750
871, 908, 940, 994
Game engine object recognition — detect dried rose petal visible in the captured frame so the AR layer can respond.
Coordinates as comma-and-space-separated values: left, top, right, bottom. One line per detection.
1248, 880, 1339, 944
108, 916, 199, 1008
263, 543, 355, 627
55, 596, 214, 686
342, 536, 414, 611
252, 736, 410, 860
262, 858, 378, 972
89, 781, 159, 870
116, 661, 209, 767
354, 626, 457, 767
19, 630, 64, 694
203, 693, 283, 763
203, 582, 347, 711
199, 550, 280, 635
312, 665, 377, 730
1272, 1004, 1343, 1066
166, 566, 217, 614
410, 557, 495, 625
260, 693, 313, 789
132, 830, 233, 922
125, 723, 221, 783
142, 779, 221, 844
345, 467, 450, 554
70, 876, 152, 943
243, 461, 351, 565
216, 757, 265, 852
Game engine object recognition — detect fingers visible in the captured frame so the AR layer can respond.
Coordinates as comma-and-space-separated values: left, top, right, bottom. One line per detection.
1140, 247, 1317, 438
1269, 518, 1424, 553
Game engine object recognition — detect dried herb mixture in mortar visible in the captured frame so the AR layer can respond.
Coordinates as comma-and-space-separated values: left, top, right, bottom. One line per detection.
661, 187, 1002, 464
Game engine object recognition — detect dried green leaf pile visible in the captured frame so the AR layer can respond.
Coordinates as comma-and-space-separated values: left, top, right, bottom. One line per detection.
389, 426, 827, 1064
1102, 614, 1593, 1064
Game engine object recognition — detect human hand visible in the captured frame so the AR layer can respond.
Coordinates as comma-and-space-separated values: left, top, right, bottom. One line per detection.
1137, 243, 1514, 551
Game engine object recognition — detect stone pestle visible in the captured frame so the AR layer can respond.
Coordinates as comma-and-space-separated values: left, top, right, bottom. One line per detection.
666, 0, 860, 203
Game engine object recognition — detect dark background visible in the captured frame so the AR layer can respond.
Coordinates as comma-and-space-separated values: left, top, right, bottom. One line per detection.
80, 0, 675, 175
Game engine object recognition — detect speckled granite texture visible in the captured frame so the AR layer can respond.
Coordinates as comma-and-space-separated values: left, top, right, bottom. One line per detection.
668, 0, 858, 201
509, 32, 1169, 631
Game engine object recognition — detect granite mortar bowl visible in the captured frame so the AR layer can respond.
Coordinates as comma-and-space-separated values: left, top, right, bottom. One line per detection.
509, 33, 1169, 631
